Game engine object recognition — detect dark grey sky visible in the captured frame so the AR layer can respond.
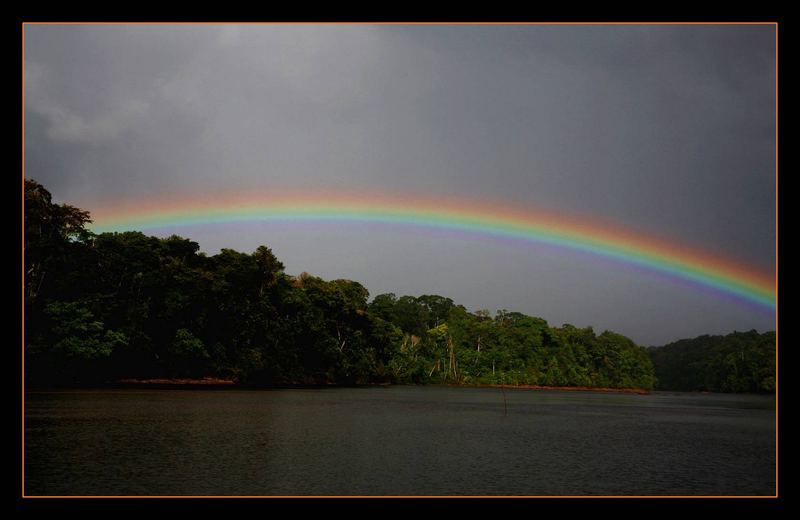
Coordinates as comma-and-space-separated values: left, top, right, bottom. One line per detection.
23, 24, 776, 345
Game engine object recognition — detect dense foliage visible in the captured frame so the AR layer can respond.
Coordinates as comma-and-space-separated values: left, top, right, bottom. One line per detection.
25, 179, 660, 390
370, 295, 656, 389
648, 331, 775, 393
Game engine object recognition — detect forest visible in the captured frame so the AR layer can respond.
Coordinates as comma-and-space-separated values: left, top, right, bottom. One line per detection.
23, 179, 773, 392
648, 330, 775, 393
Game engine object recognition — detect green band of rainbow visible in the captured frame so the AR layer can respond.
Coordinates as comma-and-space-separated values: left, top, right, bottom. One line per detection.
87, 190, 776, 311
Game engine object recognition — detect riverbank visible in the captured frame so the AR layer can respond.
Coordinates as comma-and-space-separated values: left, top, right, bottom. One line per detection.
489, 384, 649, 394
107, 378, 649, 394
26, 377, 652, 394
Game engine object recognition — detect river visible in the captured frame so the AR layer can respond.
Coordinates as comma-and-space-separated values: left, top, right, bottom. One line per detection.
24, 386, 776, 496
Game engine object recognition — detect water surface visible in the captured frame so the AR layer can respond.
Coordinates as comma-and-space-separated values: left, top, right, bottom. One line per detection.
24, 386, 776, 496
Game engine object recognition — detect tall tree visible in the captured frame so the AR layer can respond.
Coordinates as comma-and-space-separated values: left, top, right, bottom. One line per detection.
24, 179, 92, 299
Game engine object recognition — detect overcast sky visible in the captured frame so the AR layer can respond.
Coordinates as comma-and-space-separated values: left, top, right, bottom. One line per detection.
23, 24, 776, 345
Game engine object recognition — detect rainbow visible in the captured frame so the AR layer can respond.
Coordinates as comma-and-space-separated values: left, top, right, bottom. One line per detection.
87, 189, 776, 311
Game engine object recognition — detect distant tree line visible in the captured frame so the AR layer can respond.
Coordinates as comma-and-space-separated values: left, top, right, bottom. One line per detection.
24, 178, 769, 392
648, 331, 775, 393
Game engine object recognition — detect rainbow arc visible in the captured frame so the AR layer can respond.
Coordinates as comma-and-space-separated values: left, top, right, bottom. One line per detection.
88, 190, 776, 311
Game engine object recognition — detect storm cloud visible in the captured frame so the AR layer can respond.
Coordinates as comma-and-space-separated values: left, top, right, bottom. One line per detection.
23, 24, 776, 345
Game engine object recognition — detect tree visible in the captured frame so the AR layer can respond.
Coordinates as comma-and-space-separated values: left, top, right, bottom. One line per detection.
168, 329, 210, 377
24, 179, 92, 299
649, 330, 774, 393
27, 301, 127, 384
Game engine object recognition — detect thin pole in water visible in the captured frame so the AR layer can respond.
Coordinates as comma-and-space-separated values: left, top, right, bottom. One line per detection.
500, 377, 507, 416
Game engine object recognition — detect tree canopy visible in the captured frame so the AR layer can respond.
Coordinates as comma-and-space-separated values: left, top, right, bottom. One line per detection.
648, 331, 775, 393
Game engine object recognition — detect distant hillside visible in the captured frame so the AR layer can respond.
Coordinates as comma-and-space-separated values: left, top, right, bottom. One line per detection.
648, 330, 775, 393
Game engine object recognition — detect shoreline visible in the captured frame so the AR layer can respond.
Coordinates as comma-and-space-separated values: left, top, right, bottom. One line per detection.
28, 378, 649, 394
24, 380, 773, 395
114, 379, 651, 394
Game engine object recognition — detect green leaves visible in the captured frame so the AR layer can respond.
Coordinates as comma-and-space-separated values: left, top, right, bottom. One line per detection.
43, 301, 128, 360
170, 329, 209, 359
375, 304, 657, 390
649, 330, 775, 393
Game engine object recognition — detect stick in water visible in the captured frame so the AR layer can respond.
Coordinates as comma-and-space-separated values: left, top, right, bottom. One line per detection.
501, 381, 507, 416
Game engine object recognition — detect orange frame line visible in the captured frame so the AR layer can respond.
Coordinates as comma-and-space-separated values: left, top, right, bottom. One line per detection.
21, 22, 777, 25
20, 20, 780, 500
